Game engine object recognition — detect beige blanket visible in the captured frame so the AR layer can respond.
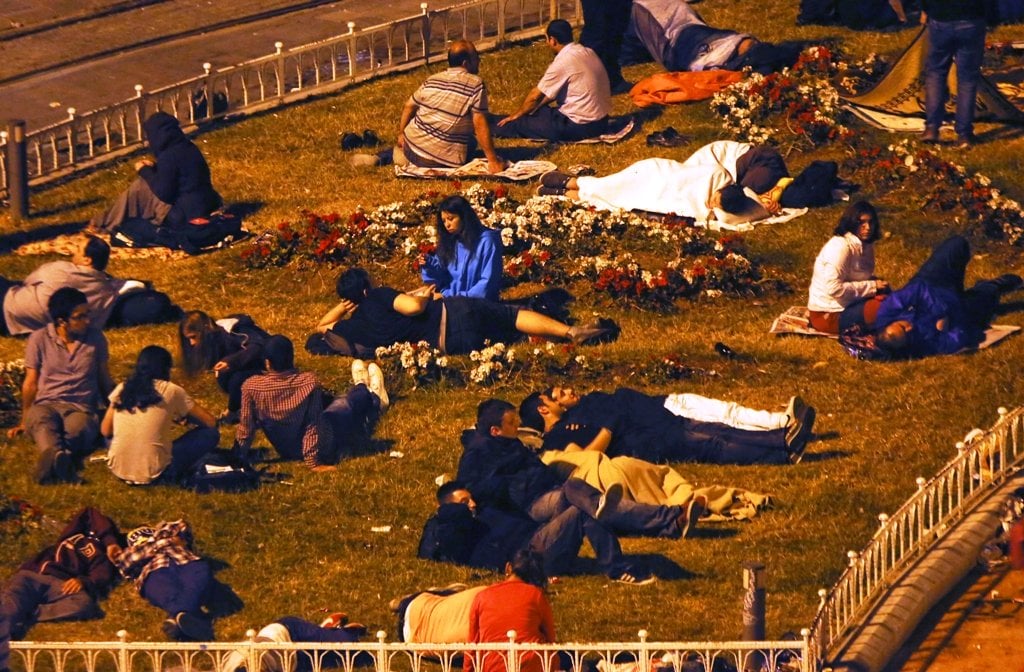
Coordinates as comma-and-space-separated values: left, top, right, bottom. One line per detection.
540, 450, 771, 522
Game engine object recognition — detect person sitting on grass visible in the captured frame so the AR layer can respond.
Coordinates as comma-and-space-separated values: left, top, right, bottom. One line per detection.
807, 201, 889, 335
7, 287, 114, 484
115, 519, 218, 642
840, 234, 1023, 358
307, 268, 615, 357
420, 195, 503, 301
102, 345, 219, 485
0, 508, 122, 641
178, 311, 268, 425
491, 20, 612, 143
234, 335, 389, 472
520, 385, 808, 465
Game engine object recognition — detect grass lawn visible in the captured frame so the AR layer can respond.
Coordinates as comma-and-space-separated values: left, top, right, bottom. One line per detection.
1, 0, 1024, 648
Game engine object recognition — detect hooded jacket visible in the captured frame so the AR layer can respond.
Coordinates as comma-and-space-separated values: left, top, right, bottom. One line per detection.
139, 112, 222, 227
19, 507, 122, 596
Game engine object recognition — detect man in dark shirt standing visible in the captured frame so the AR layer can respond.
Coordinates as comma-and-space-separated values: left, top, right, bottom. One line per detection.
7, 288, 114, 484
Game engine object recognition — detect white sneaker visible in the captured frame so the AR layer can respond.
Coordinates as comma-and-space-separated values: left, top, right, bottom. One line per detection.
351, 359, 369, 386
367, 362, 389, 411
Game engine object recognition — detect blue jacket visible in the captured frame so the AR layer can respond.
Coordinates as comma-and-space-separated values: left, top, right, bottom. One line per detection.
874, 279, 979, 356
421, 227, 503, 300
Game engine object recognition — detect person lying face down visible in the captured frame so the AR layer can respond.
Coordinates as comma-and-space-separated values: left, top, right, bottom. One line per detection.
308, 268, 615, 357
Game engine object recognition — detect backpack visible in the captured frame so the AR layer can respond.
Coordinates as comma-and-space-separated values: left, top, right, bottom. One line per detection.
780, 161, 840, 209
185, 450, 264, 494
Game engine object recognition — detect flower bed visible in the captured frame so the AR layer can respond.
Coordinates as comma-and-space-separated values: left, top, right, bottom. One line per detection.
0, 359, 25, 428
241, 186, 766, 311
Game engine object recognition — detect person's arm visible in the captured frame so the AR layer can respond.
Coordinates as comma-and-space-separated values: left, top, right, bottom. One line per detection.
187, 401, 217, 428
397, 97, 419, 149
420, 253, 451, 289
392, 292, 430, 316
234, 385, 258, 452
497, 87, 552, 126
472, 110, 505, 175
7, 367, 38, 438
100, 405, 115, 438
316, 299, 357, 333
580, 427, 612, 453
539, 594, 556, 643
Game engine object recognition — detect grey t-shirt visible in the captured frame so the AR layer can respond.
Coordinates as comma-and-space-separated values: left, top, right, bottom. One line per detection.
3, 261, 122, 336
25, 324, 108, 409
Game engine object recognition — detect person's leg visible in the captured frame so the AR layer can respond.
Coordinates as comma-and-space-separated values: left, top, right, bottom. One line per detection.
277, 616, 362, 644
952, 20, 986, 139
34, 572, 101, 623
219, 369, 261, 413
923, 20, 956, 135
561, 478, 683, 538
526, 488, 572, 524
580, 0, 631, 89
1, 571, 47, 639
167, 426, 220, 480
325, 384, 380, 460
492, 107, 564, 141
514, 310, 572, 340
25, 404, 68, 483
580, 517, 636, 579
674, 425, 790, 465
528, 506, 587, 576
141, 562, 212, 616
663, 393, 787, 431
89, 177, 172, 233
60, 408, 99, 463
912, 235, 970, 291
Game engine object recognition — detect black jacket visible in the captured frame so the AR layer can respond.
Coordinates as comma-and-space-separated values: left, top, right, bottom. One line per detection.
417, 502, 536, 571
455, 429, 562, 512
139, 112, 222, 227
20, 507, 122, 596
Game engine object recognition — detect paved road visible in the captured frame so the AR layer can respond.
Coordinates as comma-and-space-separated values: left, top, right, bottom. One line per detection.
0, 0, 434, 131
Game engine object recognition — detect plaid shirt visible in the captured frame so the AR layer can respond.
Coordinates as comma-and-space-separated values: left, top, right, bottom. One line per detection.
235, 369, 331, 467
116, 520, 201, 589
404, 67, 488, 168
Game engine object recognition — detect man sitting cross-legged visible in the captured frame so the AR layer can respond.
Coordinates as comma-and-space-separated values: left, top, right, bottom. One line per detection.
456, 400, 705, 567
521, 385, 810, 465
235, 335, 388, 472
492, 20, 612, 142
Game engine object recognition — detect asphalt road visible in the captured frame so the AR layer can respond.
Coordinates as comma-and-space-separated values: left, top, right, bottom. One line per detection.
0, 0, 434, 130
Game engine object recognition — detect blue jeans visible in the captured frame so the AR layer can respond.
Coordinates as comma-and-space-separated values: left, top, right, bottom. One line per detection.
166, 426, 221, 481
924, 18, 986, 137
1, 571, 101, 639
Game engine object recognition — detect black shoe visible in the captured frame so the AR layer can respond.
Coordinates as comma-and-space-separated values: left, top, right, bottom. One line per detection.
340, 132, 363, 150
161, 617, 181, 641
536, 185, 566, 197
956, 133, 977, 149
361, 129, 380, 147
787, 406, 816, 463
921, 126, 940, 144
175, 612, 213, 641
714, 342, 737, 359
646, 126, 689, 147
541, 170, 571, 189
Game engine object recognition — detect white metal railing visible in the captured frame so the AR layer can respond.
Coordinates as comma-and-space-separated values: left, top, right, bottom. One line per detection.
0, 0, 579, 196
807, 405, 1024, 665
10, 630, 812, 672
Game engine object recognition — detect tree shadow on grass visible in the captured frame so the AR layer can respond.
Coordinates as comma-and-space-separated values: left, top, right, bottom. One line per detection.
226, 201, 264, 220
31, 197, 104, 219
569, 553, 694, 581
202, 556, 246, 618
0, 220, 89, 253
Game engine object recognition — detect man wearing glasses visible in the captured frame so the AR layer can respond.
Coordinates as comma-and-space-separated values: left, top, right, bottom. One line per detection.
7, 288, 113, 483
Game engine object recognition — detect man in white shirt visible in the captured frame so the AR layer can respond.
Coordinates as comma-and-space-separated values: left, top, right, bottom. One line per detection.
492, 20, 612, 142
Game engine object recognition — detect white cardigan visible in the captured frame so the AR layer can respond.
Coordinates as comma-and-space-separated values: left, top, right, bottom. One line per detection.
807, 233, 877, 313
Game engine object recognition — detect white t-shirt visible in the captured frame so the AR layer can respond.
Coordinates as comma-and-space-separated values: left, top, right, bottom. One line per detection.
107, 380, 193, 484
537, 43, 612, 124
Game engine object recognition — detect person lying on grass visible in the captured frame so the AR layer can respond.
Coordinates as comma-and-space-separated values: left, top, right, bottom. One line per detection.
307, 268, 615, 357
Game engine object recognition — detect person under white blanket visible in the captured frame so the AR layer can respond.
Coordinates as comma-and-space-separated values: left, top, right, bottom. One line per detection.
537, 140, 791, 226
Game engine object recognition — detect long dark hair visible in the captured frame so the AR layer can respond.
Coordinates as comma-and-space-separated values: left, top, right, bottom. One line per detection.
116, 345, 173, 412
436, 195, 486, 266
178, 310, 225, 377
833, 200, 881, 243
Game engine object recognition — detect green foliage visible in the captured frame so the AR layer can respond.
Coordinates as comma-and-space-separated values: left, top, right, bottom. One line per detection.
0, 3, 1022, 649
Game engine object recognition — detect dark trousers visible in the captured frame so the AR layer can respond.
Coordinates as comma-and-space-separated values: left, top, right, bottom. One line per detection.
924, 18, 986, 137
1, 570, 101, 639
140, 561, 212, 616
491, 108, 609, 142
324, 384, 380, 458
580, 0, 633, 87
630, 419, 789, 465
913, 235, 1002, 327
276, 616, 365, 672
166, 426, 221, 480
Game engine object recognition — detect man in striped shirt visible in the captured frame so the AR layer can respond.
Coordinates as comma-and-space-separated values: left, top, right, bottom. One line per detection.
396, 39, 505, 173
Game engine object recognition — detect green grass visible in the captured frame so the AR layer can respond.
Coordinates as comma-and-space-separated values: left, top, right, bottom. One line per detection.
1, 1, 1024, 647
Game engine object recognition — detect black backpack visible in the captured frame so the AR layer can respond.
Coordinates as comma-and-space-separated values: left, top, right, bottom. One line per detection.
185, 450, 264, 494
112, 213, 245, 255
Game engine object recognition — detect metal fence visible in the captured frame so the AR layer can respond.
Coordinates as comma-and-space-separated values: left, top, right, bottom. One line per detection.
10, 630, 811, 672
807, 405, 1024, 665
0, 0, 579, 197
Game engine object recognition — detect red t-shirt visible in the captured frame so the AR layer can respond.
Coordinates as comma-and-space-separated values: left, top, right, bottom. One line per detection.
465, 578, 557, 672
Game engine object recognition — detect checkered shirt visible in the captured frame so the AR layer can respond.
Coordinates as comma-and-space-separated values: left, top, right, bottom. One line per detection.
235, 369, 331, 467
115, 520, 201, 589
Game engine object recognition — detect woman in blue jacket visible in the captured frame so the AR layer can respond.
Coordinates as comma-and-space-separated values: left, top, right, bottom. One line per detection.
421, 195, 503, 300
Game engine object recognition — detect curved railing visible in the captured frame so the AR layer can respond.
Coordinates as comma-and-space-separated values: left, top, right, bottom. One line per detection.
0, 0, 579, 196
807, 405, 1024, 667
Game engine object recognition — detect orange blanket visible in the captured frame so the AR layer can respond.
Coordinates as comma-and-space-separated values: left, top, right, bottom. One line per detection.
630, 70, 743, 107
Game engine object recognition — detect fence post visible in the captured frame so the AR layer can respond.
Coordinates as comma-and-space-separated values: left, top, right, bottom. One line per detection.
275, 41, 286, 100
116, 630, 129, 672
420, 3, 431, 64
496, 0, 506, 43
5, 119, 28, 220
203, 62, 214, 121
742, 562, 766, 672
347, 22, 357, 78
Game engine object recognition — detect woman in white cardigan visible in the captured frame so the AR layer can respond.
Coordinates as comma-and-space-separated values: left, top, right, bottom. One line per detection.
807, 201, 889, 334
